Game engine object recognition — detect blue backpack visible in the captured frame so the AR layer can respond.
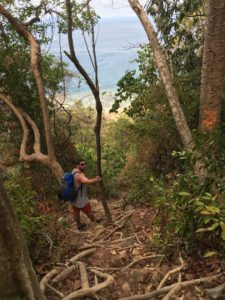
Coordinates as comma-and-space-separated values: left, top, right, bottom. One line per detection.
58, 171, 82, 202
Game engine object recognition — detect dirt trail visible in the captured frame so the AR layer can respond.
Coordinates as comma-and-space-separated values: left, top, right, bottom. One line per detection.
39, 199, 225, 300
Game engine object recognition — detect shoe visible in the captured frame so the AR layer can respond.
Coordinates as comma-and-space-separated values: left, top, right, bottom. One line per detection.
77, 223, 86, 230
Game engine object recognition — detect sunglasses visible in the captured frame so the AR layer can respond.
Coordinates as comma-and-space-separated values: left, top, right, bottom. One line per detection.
79, 163, 87, 166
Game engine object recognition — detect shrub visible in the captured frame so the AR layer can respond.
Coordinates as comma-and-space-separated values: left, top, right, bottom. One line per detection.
4, 174, 44, 247
153, 145, 225, 254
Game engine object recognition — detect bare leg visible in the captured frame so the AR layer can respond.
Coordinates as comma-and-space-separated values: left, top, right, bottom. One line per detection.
83, 204, 103, 224
70, 205, 86, 230
86, 211, 95, 222
73, 209, 81, 225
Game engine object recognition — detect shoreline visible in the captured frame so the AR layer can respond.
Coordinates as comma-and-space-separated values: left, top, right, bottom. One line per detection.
65, 89, 118, 111
54, 88, 129, 114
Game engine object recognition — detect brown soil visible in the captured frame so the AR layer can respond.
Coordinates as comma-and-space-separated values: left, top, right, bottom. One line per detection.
35, 199, 225, 300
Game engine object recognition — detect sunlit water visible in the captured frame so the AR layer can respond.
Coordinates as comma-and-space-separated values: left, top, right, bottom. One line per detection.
44, 16, 147, 109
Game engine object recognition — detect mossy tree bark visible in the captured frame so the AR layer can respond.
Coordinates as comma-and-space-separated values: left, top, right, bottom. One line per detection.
0, 178, 46, 299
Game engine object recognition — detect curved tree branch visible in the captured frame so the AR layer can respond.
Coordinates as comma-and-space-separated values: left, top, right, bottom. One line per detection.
23, 17, 41, 27
22, 111, 41, 154
0, 4, 56, 160
0, 93, 31, 160
64, 0, 97, 96
0, 93, 63, 181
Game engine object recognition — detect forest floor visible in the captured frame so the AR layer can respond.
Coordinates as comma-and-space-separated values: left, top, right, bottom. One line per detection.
36, 199, 225, 300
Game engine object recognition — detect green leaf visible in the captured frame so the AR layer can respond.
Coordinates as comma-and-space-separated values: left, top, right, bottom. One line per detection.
195, 200, 204, 206
195, 206, 203, 213
205, 206, 220, 214
201, 195, 212, 200
207, 223, 219, 231
220, 221, 225, 240
204, 251, 217, 258
196, 228, 208, 233
200, 210, 212, 215
205, 193, 212, 197
178, 192, 191, 197
204, 217, 213, 224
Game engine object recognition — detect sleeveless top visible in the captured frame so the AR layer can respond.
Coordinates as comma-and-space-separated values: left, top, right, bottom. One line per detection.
72, 172, 89, 208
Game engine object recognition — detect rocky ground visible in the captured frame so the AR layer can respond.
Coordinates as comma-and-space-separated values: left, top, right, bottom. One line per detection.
36, 199, 225, 300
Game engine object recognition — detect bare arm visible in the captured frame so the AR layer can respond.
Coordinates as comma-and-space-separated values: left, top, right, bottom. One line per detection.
77, 173, 101, 184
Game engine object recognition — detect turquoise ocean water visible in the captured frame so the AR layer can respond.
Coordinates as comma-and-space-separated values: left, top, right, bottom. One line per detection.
46, 16, 147, 108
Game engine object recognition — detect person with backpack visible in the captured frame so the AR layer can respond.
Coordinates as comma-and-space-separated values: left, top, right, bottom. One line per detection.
69, 158, 102, 230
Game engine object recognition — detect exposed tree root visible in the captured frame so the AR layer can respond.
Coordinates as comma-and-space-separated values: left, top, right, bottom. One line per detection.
205, 282, 225, 299
113, 212, 124, 223
78, 210, 133, 250
45, 283, 65, 297
40, 269, 61, 292
41, 247, 114, 299
157, 256, 185, 290
76, 261, 89, 289
89, 227, 106, 243
61, 269, 114, 300
133, 232, 143, 245
79, 220, 133, 250
118, 272, 223, 300
87, 266, 121, 272
52, 248, 96, 284
78, 241, 104, 250
102, 222, 126, 241
108, 245, 134, 252
114, 231, 123, 239
69, 248, 96, 263
123, 254, 164, 271
162, 283, 181, 300
109, 200, 123, 208
94, 274, 99, 288
107, 236, 133, 244
115, 211, 134, 225
52, 265, 76, 283
69, 228, 95, 236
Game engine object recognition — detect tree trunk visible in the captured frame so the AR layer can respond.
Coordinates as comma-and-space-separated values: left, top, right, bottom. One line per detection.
64, 0, 112, 222
94, 92, 113, 223
0, 178, 46, 299
199, 0, 225, 131
128, 0, 194, 151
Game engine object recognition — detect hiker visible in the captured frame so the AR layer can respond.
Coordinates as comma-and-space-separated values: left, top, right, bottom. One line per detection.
70, 158, 102, 230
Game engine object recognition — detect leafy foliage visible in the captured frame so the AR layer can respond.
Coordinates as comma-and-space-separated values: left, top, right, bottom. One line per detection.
4, 174, 44, 246
150, 136, 225, 253
53, 0, 99, 33
101, 117, 132, 197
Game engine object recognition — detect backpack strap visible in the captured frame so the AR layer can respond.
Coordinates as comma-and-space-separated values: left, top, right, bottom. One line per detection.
72, 171, 83, 196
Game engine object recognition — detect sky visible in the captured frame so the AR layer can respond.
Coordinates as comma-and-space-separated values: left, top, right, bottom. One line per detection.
31, 0, 147, 18
90, 0, 147, 18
